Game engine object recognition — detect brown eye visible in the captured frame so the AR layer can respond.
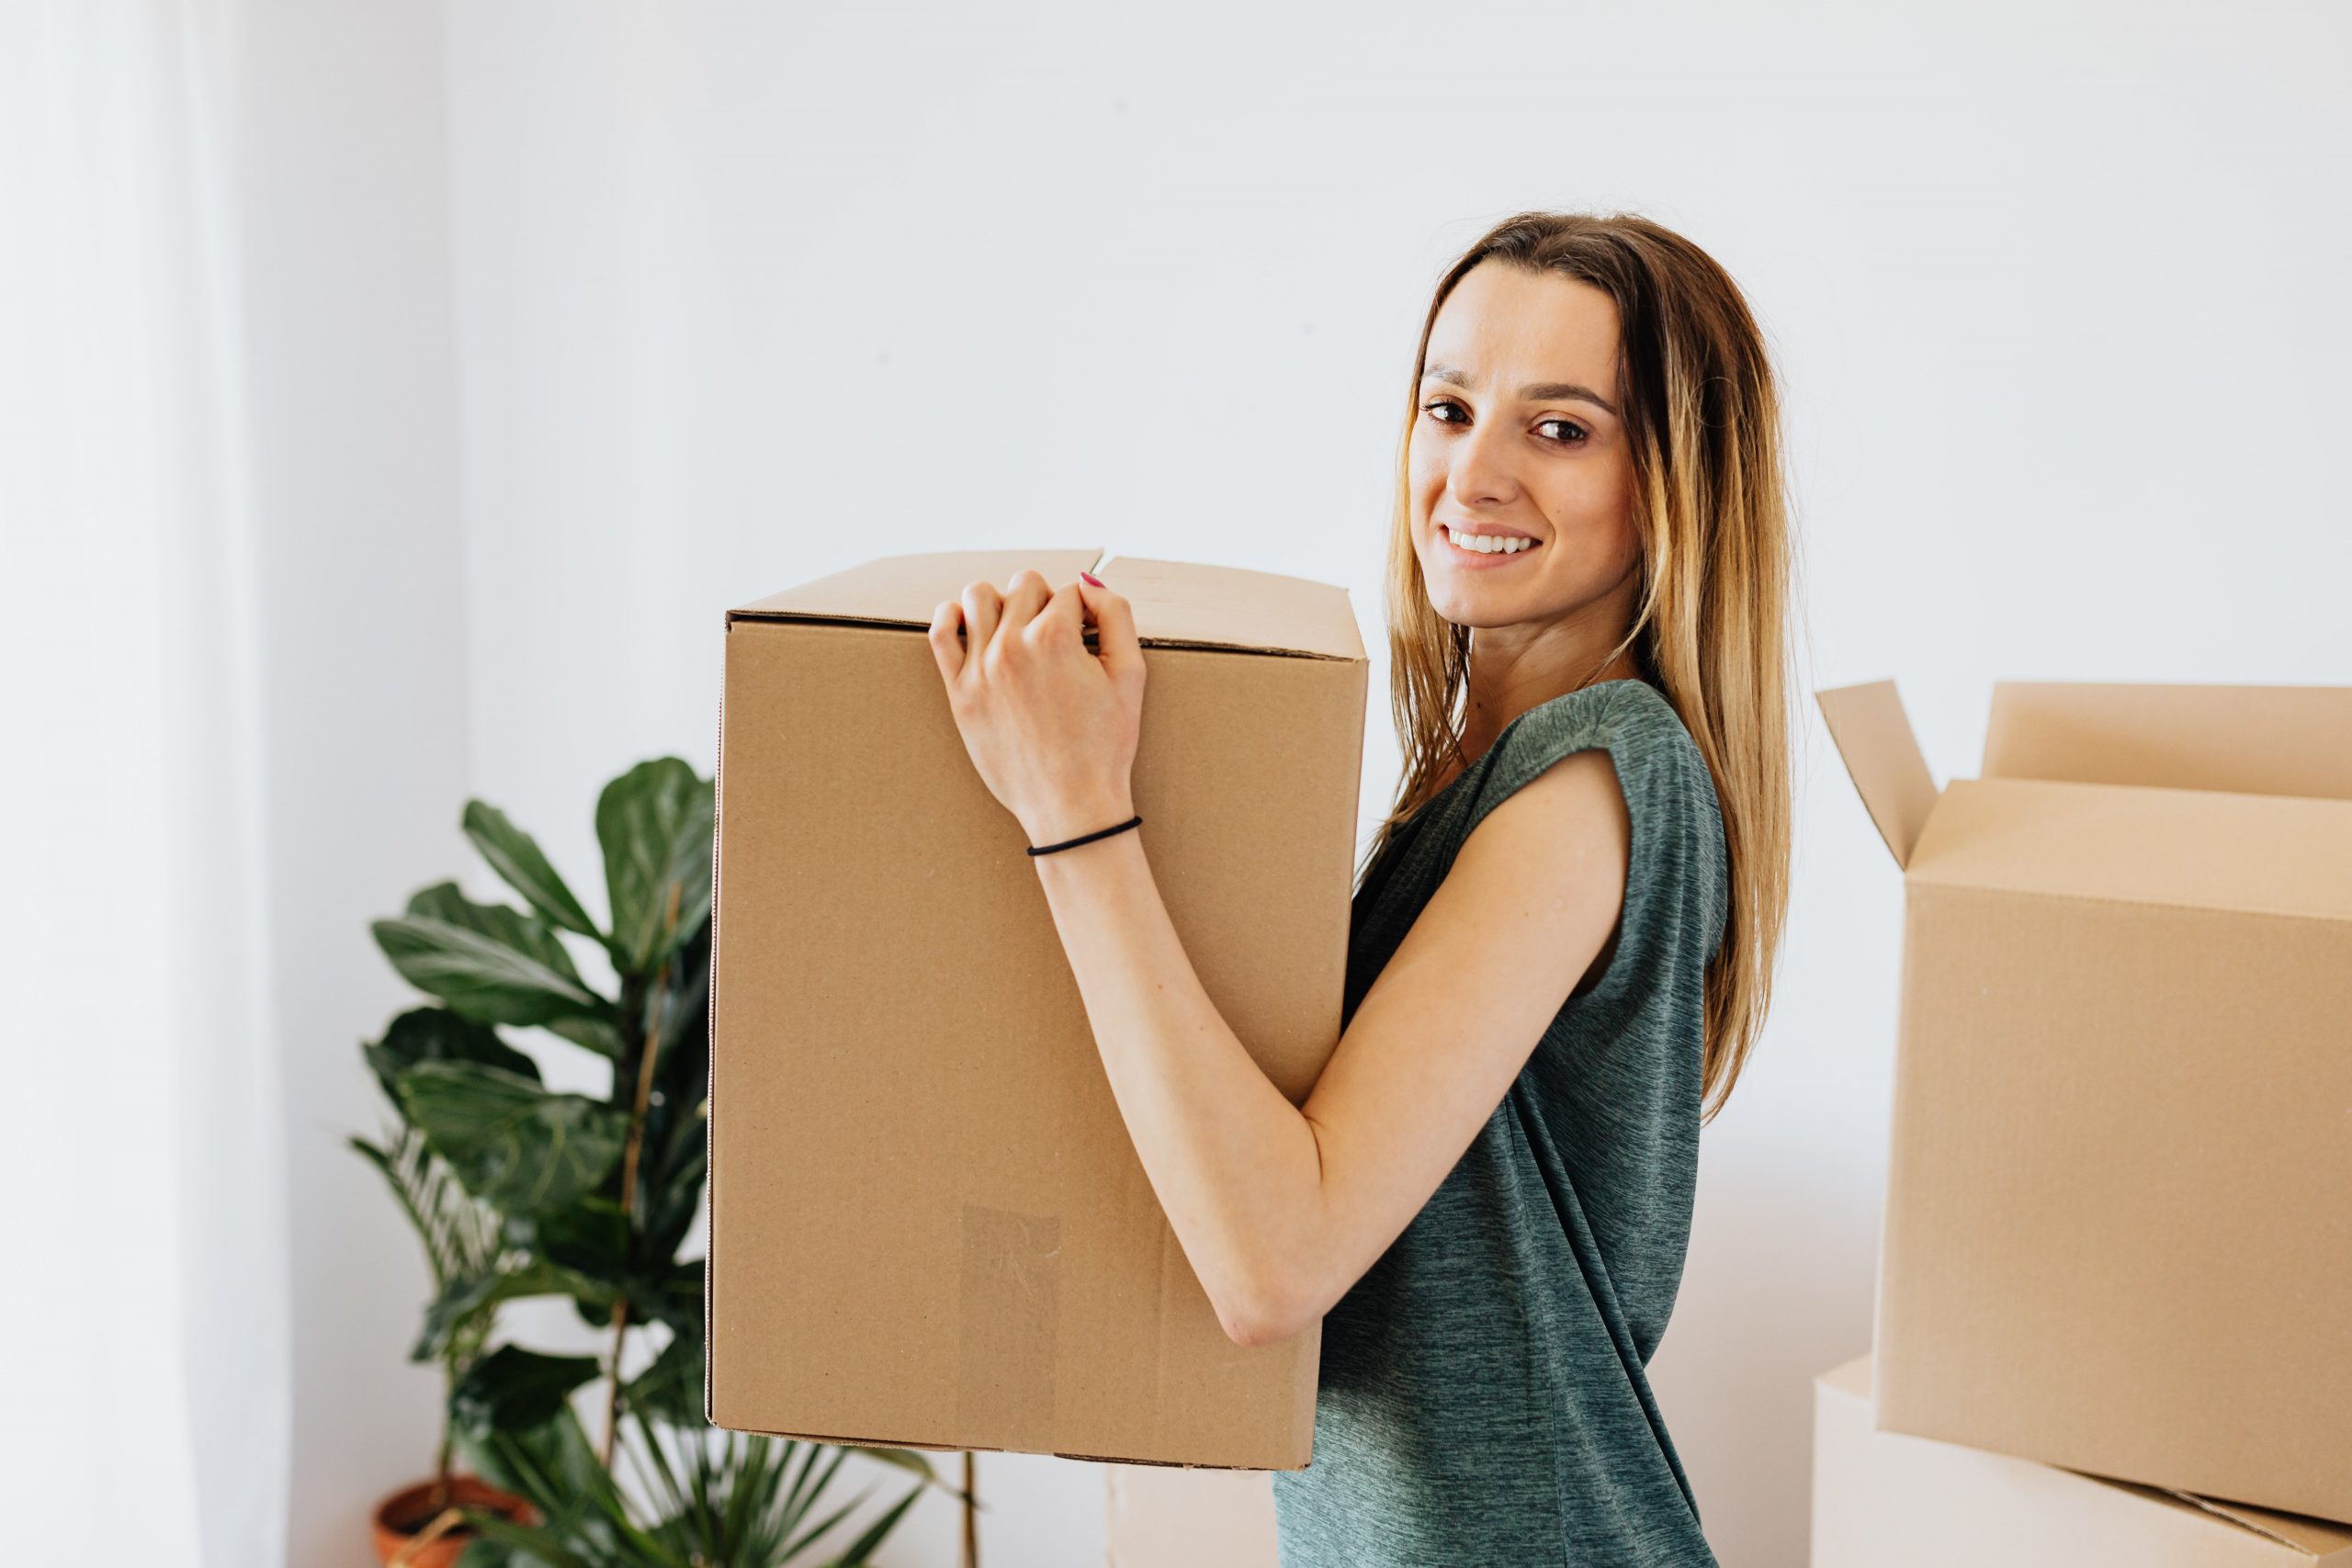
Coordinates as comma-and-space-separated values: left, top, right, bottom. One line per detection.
1539, 419, 1589, 445
1422, 398, 1467, 425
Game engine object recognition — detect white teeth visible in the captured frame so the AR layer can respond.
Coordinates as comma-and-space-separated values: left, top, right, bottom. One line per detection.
1446, 525, 1537, 555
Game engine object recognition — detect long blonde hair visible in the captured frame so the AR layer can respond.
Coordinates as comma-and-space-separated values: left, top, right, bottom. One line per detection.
1363, 209, 1795, 1126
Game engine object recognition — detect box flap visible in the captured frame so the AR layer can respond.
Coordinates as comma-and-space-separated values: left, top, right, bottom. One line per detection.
1907, 775, 2352, 922
729, 548, 1363, 662
1815, 681, 1939, 868
1985, 682, 2352, 801
729, 547, 1105, 626
2161, 1494, 2352, 1559
1089, 554, 1364, 662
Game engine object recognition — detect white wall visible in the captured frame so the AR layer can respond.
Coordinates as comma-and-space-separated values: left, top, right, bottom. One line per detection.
224, 1, 474, 1562
264, 1, 2352, 1562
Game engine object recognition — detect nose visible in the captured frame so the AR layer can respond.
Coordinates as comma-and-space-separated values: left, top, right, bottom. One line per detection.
1445, 412, 1521, 510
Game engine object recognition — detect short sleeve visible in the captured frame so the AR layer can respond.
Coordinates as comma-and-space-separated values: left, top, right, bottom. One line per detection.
1456, 682, 1731, 1011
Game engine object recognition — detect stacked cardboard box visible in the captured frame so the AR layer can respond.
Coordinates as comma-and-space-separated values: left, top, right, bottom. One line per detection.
702, 547, 1368, 1469
1105, 1464, 1280, 1567
1814, 1351, 2352, 1566
1813, 680, 2352, 1559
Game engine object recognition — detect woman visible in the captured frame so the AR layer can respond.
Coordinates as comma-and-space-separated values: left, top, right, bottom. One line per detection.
927, 209, 1792, 1566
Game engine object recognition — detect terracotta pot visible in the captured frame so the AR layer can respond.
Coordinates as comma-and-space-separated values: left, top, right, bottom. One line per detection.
370, 1474, 539, 1568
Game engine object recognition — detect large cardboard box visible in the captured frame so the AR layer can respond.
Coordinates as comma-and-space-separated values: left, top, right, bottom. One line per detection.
1815, 1351, 2352, 1566
1815, 681, 2352, 1523
705, 548, 1367, 1468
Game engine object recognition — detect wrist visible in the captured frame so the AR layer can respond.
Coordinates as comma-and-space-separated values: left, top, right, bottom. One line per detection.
1024, 800, 1139, 854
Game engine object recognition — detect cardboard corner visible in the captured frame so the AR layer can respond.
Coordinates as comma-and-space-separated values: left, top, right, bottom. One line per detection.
1815, 681, 1938, 869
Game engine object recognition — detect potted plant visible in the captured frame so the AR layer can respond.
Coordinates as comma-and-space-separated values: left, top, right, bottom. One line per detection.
356, 757, 978, 1565
350, 1117, 539, 1563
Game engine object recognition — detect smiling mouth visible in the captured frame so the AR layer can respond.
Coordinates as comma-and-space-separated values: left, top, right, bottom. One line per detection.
1441, 523, 1543, 558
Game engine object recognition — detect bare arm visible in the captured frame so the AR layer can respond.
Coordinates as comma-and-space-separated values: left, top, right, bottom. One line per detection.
1032, 746, 1629, 1345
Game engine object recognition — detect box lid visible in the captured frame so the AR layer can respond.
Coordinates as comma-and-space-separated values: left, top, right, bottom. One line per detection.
1817, 678, 2352, 875
1906, 775, 2352, 922
1984, 682, 2352, 801
729, 547, 1365, 662
2163, 1497, 2352, 1562
1817, 1355, 2352, 1560
1815, 681, 1939, 868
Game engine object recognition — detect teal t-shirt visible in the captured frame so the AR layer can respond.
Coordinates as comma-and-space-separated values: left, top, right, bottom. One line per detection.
1270, 677, 1729, 1567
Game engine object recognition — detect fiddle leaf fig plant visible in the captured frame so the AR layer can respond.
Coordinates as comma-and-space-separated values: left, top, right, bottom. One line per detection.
356, 757, 966, 1565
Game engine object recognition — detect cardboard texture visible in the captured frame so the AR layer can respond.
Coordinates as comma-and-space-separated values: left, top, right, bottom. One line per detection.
1816, 680, 2352, 1524
707, 548, 1368, 1469
1814, 1352, 2352, 1566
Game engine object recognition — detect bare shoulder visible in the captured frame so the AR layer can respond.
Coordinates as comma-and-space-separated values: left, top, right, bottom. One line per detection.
1440, 743, 1631, 994
1461, 745, 1629, 883
1391, 743, 1631, 1044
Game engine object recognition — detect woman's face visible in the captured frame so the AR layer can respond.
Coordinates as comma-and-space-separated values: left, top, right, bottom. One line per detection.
1409, 261, 1641, 636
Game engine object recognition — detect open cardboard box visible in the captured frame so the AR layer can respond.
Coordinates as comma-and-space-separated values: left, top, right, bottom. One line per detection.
704, 548, 1368, 1468
1814, 1350, 2352, 1565
1816, 680, 2352, 1524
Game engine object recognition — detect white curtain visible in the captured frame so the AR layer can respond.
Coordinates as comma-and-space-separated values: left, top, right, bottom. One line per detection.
0, 2, 292, 1562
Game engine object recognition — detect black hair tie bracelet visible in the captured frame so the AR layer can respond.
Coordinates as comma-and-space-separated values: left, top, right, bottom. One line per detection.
1026, 814, 1143, 857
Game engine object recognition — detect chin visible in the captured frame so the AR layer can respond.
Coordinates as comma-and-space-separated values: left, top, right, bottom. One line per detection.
1419, 575, 1521, 630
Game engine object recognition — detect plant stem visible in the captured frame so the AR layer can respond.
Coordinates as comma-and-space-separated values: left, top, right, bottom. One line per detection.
600, 1293, 632, 1471
963, 1451, 978, 1568
619, 976, 666, 1226
602, 900, 676, 1471
390, 1506, 466, 1568
433, 1359, 456, 1508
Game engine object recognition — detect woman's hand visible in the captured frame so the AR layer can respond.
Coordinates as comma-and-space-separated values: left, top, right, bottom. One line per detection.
927, 568, 1147, 850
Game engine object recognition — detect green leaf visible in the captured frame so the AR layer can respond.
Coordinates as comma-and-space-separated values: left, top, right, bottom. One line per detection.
464, 799, 601, 940
775, 1466, 866, 1562
452, 1512, 584, 1568
460, 1404, 672, 1562
451, 1346, 602, 1438
560, 1256, 699, 1345
543, 1014, 627, 1061
373, 906, 605, 1028
829, 1481, 927, 1564
644, 1257, 704, 1335
365, 1007, 540, 1104
847, 1446, 943, 1485
650, 945, 711, 1055
502, 1195, 632, 1280
622, 1319, 705, 1427
458, 1403, 610, 1530
398, 1061, 628, 1216
411, 1260, 618, 1363
408, 881, 590, 987
639, 1133, 707, 1267
596, 759, 714, 974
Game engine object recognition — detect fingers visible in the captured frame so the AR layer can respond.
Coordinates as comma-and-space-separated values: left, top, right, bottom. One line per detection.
997, 568, 1052, 641
934, 570, 1132, 693
1038, 575, 1086, 643
959, 579, 1002, 666
1072, 573, 1143, 685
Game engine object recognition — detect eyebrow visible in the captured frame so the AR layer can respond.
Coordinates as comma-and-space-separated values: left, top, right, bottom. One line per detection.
1422, 362, 1619, 417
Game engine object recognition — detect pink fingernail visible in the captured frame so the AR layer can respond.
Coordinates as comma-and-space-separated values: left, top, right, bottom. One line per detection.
1080, 570, 1103, 586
